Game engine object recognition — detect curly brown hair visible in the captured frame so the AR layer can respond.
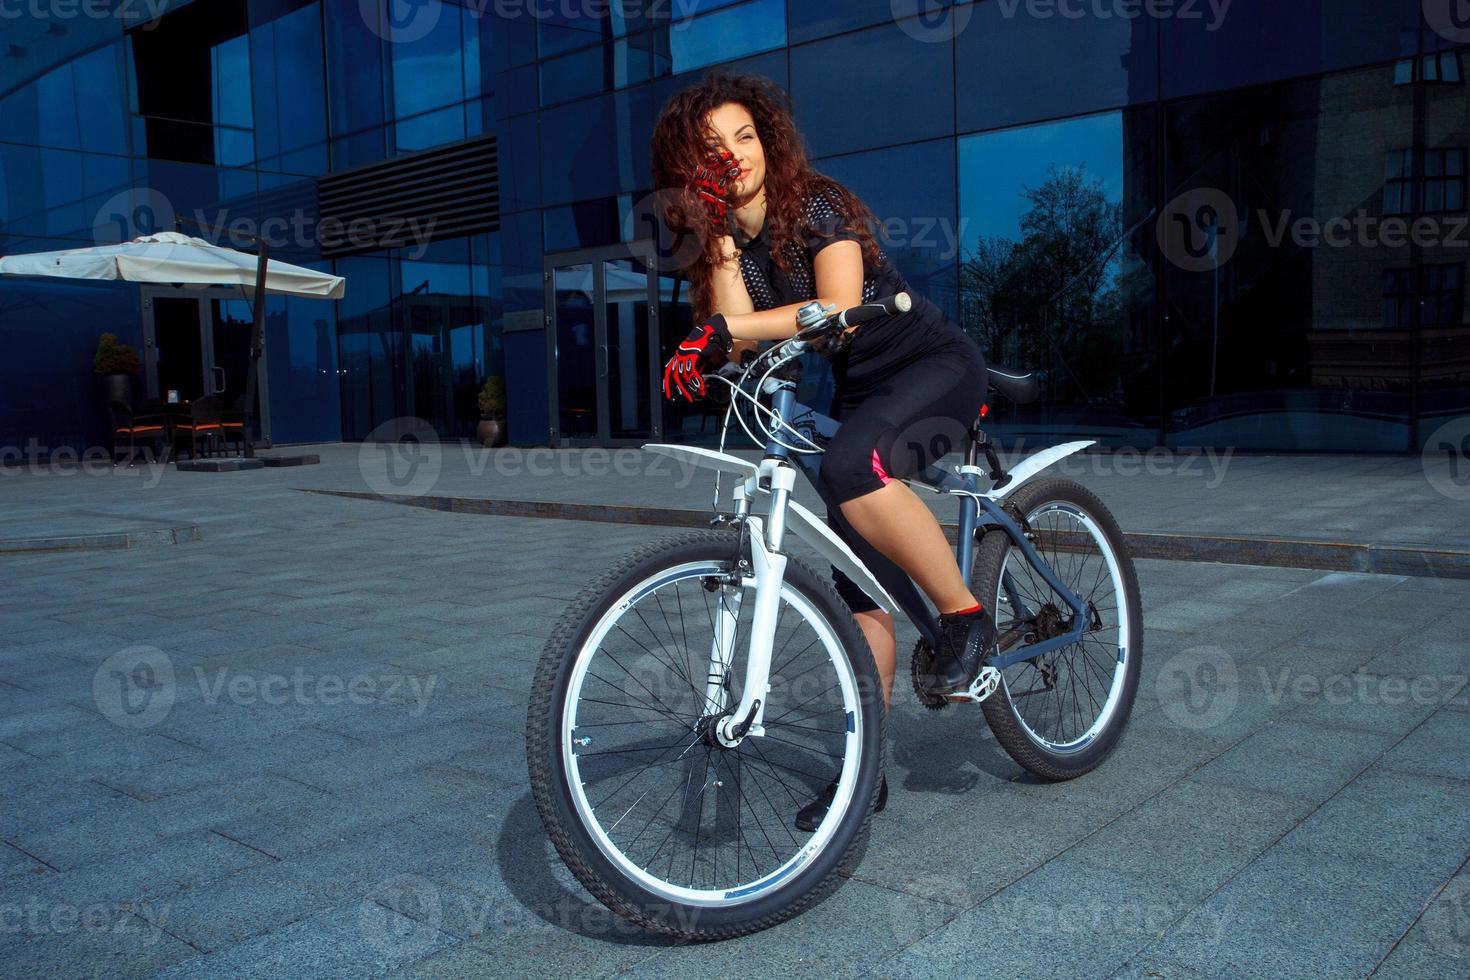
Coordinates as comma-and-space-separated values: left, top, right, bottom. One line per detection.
650, 69, 882, 319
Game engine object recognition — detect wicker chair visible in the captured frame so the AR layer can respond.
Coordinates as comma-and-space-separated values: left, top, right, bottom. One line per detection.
109, 401, 167, 466
173, 395, 224, 459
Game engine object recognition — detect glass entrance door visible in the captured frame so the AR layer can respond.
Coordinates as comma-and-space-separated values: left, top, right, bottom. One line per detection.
545, 247, 658, 444
142, 288, 271, 443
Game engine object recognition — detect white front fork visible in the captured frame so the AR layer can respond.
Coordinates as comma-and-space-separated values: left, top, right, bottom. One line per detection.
712, 459, 796, 746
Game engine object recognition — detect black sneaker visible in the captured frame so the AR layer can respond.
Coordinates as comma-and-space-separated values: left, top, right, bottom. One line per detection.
794, 772, 887, 832
922, 605, 998, 696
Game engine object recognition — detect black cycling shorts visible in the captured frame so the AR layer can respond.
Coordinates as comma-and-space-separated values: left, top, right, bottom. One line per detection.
812, 336, 989, 613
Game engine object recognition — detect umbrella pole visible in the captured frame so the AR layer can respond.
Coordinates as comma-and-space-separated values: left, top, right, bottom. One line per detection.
241, 240, 269, 459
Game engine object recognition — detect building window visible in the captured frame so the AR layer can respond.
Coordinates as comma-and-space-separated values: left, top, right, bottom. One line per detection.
1382, 265, 1465, 329
1394, 52, 1464, 86
1383, 148, 1467, 215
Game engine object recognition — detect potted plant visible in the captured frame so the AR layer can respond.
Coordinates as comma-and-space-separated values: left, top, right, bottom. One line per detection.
476, 375, 508, 447
94, 332, 142, 412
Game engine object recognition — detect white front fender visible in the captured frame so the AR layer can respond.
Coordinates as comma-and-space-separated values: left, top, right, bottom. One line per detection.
641, 443, 898, 615
987, 440, 1095, 501
643, 443, 757, 478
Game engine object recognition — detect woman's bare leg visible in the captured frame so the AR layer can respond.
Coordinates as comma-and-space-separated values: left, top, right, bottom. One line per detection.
853, 608, 896, 711
838, 480, 978, 614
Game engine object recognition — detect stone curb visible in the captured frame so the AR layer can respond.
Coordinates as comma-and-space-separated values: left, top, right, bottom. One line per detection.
0, 525, 203, 554
298, 489, 1470, 580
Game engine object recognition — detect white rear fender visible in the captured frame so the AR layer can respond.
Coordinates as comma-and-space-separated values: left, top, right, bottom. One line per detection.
987, 440, 1095, 501
640, 443, 898, 616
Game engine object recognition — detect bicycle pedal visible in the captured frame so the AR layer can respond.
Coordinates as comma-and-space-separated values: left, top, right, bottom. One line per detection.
944, 666, 1000, 704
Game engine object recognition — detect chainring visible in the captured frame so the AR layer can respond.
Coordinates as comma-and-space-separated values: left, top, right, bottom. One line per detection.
910, 637, 949, 711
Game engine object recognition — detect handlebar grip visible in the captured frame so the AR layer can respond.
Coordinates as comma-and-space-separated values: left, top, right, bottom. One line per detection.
838, 292, 911, 329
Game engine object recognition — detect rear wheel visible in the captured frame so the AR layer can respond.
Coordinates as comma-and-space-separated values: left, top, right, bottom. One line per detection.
974, 478, 1142, 780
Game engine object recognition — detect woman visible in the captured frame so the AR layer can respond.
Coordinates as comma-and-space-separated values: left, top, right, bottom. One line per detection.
651, 70, 998, 829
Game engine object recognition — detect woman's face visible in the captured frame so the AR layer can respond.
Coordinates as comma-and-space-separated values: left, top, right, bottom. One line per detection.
702, 101, 765, 205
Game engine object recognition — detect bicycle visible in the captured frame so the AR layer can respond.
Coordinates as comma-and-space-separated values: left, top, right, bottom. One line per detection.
526, 293, 1143, 940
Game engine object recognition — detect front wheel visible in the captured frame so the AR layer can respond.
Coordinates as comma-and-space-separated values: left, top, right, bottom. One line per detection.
525, 530, 886, 940
974, 478, 1143, 780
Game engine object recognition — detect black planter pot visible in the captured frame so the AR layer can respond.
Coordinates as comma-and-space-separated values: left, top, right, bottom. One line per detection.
97, 372, 139, 412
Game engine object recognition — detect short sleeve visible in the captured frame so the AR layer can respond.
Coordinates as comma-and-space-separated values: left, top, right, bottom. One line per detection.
802, 187, 862, 260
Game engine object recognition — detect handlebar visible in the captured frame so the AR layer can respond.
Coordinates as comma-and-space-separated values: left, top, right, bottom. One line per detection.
793, 291, 911, 342
838, 291, 911, 328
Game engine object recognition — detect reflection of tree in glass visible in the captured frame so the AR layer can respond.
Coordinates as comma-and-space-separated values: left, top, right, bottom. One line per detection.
960, 166, 1134, 408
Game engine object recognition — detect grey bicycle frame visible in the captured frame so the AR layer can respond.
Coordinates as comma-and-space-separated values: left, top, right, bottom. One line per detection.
760, 377, 1094, 671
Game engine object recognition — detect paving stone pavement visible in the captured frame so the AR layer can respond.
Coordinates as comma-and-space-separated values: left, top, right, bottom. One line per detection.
0, 453, 1468, 977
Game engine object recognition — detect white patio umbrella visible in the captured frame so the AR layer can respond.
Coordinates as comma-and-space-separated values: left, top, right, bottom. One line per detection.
0, 232, 344, 298
0, 232, 345, 464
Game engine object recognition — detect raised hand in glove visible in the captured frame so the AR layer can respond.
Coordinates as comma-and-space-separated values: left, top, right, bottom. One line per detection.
693, 148, 742, 226
662, 314, 733, 402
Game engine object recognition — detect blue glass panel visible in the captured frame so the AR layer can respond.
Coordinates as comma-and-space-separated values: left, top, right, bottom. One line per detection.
392, 7, 466, 118
538, 9, 610, 58
661, 0, 786, 74
215, 127, 257, 167
251, 2, 328, 167
394, 104, 467, 153
332, 129, 389, 169
544, 197, 620, 251
816, 137, 959, 321
1159, 0, 1417, 100
500, 112, 542, 213
0, 278, 141, 455
958, 110, 1159, 448
335, 254, 401, 440
790, 18, 951, 157
212, 35, 255, 128
2, 45, 128, 155
498, 63, 539, 118
540, 39, 650, 105
74, 46, 130, 155
956, 0, 1156, 133
498, 6, 538, 70
266, 264, 342, 444
325, 0, 385, 137
789, 0, 898, 43
539, 88, 652, 205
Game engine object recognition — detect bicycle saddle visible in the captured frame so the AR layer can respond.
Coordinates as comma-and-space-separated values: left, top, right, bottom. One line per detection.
986, 365, 1040, 405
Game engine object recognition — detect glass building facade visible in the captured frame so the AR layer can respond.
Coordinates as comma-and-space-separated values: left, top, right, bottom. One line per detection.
2, 0, 1466, 454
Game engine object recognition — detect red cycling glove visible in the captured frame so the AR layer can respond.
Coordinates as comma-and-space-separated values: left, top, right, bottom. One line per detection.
693, 148, 742, 225
663, 314, 733, 402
